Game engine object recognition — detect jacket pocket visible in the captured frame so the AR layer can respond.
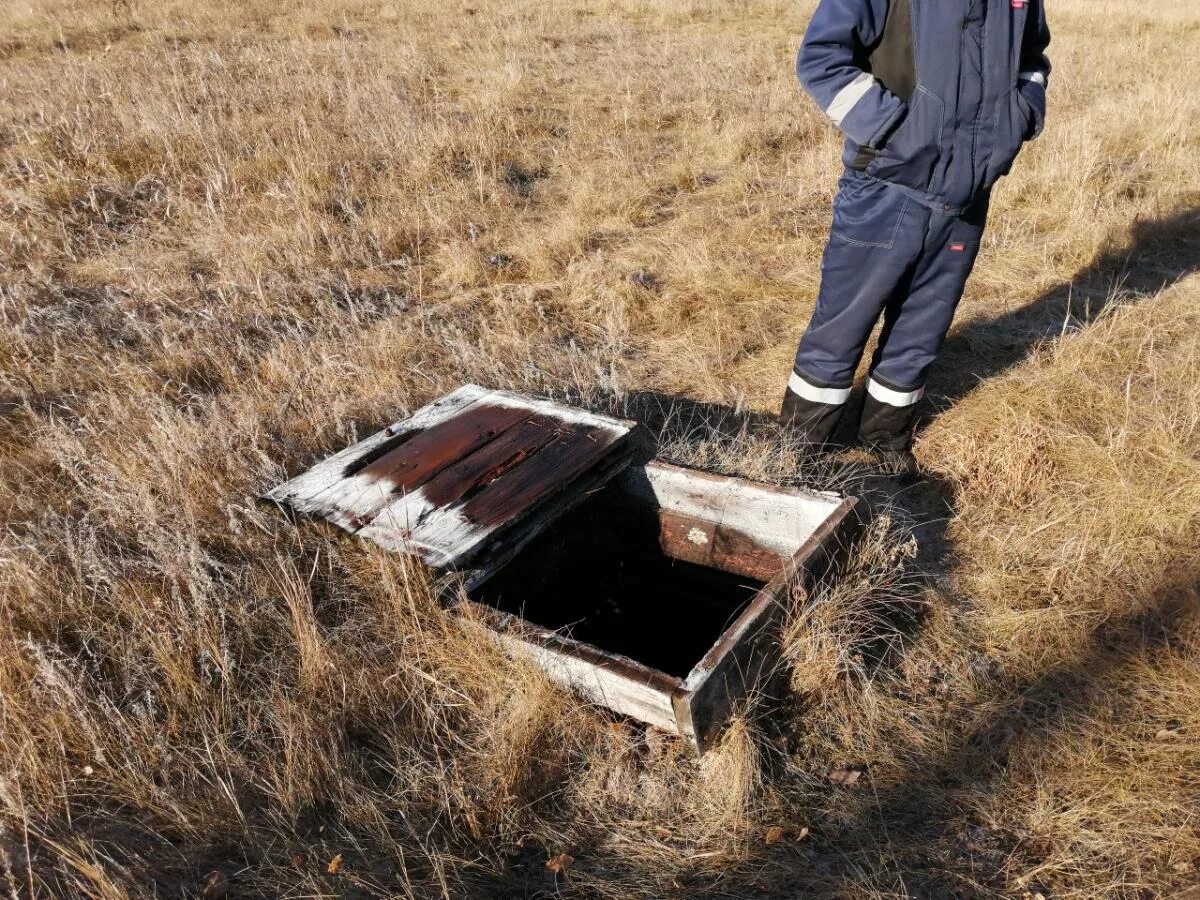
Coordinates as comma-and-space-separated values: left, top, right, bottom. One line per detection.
936, 194, 989, 281
831, 174, 911, 250
866, 85, 944, 192
984, 88, 1029, 187
1017, 78, 1046, 139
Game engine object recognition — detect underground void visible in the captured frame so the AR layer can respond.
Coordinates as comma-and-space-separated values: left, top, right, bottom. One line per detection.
469, 489, 768, 679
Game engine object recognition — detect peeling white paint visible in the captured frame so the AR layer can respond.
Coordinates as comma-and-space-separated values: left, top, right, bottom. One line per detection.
618, 462, 841, 558
358, 484, 486, 569
267, 385, 634, 571
490, 629, 681, 732
265, 385, 486, 511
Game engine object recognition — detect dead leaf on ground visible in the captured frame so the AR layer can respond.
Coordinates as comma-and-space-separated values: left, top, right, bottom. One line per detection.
654, 825, 672, 839
327, 853, 344, 874
1155, 727, 1185, 741
764, 825, 785, 845
546, 852, 574, 874
828, 767, 864, 786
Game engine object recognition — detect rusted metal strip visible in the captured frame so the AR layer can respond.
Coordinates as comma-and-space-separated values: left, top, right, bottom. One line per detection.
657, 510, 791, 582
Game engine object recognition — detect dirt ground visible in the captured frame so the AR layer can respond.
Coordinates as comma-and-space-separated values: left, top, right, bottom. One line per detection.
1, 0, 1198, 897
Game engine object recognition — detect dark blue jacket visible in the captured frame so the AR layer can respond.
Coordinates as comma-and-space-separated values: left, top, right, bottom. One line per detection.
798, 0, 1051, 214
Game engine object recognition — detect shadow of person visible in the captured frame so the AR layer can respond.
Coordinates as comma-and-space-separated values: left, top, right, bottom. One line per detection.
616, 388, 778, 457
923, 204, 1200, 417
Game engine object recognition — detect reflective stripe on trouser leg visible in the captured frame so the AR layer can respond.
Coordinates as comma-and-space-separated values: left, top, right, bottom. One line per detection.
780, 370, 849, 446
858, 373, 924, 451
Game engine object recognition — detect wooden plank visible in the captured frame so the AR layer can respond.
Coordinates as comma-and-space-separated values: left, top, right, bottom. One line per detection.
364, 422, 627, 569
267, 386, 635, 569
264, 384, 488, 516
464, 601, 684, 732
456, 423, 616, 527
355, 403, 533, 491
315, 403, 534, 531
355, 415, 567, 563
417, 414, 563, 509
352, 398, 633, 569
678, 496, 862, 753
459, 439, 636, 589
267, 385, 632, 518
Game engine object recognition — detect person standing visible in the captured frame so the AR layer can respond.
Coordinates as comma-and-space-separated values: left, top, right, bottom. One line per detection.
782, 0, 1051, 471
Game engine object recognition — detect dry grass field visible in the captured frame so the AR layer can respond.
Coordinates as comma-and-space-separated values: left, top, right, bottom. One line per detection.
2, 0, 1199, 896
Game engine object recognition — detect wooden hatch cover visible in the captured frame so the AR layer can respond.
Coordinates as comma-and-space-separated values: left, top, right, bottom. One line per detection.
265, 385, 636, 584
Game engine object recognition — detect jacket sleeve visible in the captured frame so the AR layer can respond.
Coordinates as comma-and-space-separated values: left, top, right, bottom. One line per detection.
1017, 0, 1051, 139
797, 0, 907, 151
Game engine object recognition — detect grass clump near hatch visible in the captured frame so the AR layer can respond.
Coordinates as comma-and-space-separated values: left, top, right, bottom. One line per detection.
1, 0, 1199, 896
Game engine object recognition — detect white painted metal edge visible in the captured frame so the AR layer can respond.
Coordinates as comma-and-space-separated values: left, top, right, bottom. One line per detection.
620, 461, 842, 558
469, 387, 636, 433
490, 630, 681, 732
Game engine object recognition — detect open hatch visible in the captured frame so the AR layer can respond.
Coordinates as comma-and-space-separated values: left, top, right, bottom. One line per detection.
266, 385, 859, 752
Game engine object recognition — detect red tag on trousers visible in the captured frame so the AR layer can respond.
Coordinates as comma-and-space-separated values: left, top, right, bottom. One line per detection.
1012, 0, 1026, 7
950, 242, 966, 252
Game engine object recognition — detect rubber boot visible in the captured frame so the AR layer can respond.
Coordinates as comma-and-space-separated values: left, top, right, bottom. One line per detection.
858, 392, 920, 478
779, 389, 844, 448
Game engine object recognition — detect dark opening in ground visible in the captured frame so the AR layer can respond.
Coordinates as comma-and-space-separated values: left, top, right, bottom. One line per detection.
469, 489, 767, 678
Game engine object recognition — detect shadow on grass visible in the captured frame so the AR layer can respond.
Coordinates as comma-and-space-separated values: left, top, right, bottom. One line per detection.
34, 207, 1198, 899
925, 203, 1200, 417
793, 577, 1200, 900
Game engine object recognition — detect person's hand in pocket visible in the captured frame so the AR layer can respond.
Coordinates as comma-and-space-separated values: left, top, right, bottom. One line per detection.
1017, 75, 1047, 140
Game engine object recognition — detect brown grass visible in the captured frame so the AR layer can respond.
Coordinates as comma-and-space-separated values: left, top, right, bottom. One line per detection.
1, 0, 1198, 896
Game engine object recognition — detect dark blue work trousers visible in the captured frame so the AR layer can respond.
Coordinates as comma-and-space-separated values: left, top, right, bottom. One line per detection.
787, 170, 988, 445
